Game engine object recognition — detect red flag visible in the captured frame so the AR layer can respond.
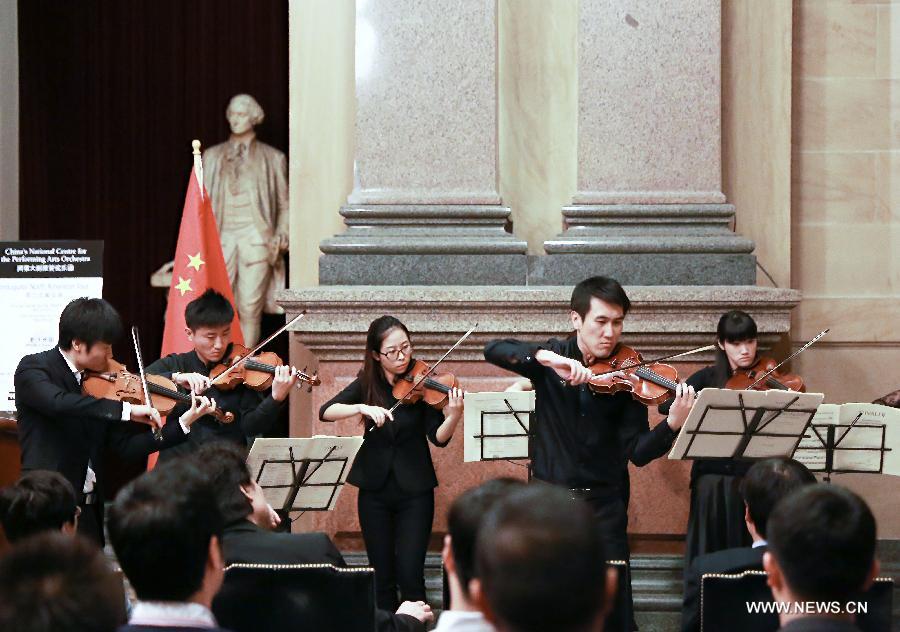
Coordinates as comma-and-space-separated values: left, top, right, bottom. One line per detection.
161, 167, 244, 355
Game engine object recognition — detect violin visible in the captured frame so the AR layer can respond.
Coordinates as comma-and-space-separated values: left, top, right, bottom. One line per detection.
586, 345, 681, 407
725, 356, 805, 392
209, 343, 321, 392
392, 359, 459, 410
82, 359, 235, 424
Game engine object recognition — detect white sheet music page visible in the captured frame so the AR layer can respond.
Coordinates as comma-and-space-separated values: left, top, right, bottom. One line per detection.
669, 388, 824, 461
794, 403, 900, 476
246, 436, 363, 510
464, 391, 534, 462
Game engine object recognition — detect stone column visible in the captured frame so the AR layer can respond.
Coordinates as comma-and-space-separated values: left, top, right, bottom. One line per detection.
319, 0, 527, 285
536, 0, 755, 285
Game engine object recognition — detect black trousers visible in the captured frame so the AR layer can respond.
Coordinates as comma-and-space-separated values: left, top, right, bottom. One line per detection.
357, 472, 435, 611
574, 489, 637, 632
684, 473, 752, 571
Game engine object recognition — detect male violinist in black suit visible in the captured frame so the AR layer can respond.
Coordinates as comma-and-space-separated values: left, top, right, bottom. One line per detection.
680, 457, 817, 632
14, 297, 215, 543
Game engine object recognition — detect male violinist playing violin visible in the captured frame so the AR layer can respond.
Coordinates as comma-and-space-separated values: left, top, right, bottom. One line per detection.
14, 297, 216, 544
145, 289, 301, 462
484, 276, 695, 631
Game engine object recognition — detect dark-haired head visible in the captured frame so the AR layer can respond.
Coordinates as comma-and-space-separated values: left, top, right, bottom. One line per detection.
0, 532, 126, 632
58, 297, 122, 351
570, 276, 630, 319
194, 441, 255, 526
361, 315, 412, 407
0, 470, 78, 543
765, 485, 878, 604
712, 310, 759, 383
446, 478, 526, 601
185, 289, 235, 330
108, 459, 224, 603
740, 458, 816, 539
475, 483, 615, 632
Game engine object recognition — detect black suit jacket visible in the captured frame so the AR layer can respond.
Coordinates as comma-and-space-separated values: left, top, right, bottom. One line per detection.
681, 544, 766, 632
15, 348, 188, 501
220, 521, 424, 632
318, 375, 449, 494
222, 520, 345, 567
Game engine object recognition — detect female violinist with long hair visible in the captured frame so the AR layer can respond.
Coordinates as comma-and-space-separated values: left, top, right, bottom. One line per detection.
319, 315, 463, 611
659, 310, 761, 568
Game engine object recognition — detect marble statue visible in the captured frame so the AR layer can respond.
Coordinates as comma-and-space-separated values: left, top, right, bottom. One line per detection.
203, 94, 289, 346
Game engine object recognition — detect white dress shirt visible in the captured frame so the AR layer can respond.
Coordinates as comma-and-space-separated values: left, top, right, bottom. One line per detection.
129, 601, 218, 628
434, 610, 496, 632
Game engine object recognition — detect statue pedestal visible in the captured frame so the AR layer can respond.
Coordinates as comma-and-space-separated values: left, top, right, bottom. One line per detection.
277, 285, 800, 542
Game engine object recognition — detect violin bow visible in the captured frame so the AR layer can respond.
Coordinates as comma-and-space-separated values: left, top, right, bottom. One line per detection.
747, 328, 829, 390
208, 311, 306, 387
131, 326, 163, 442
387, 322, 478, 415
590, 344, 717, 378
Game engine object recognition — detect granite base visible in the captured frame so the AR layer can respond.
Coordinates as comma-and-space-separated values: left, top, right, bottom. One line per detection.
528, 253, 756, 285
319, 254, 528, 285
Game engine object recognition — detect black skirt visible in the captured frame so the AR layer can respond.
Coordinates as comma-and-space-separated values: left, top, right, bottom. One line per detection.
684, 472, 753, 570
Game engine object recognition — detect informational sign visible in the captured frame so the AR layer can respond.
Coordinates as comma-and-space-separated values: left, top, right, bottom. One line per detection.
0, 241, 104, 412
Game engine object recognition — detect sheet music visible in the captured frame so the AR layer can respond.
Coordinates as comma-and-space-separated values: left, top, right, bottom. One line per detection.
464, 391, 534, 462
246, 436, 363, 510
669, 388, 824, 461
793, 403, 900, 476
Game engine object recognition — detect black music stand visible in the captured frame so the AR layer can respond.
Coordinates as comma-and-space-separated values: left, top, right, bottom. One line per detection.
669, 388, 824, 462
247, 436, 362, 517
795, 414, 892, 482
463, 391, 535, 480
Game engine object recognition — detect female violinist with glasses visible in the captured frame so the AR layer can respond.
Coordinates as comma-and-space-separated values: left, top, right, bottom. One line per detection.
319, 315, 463, 611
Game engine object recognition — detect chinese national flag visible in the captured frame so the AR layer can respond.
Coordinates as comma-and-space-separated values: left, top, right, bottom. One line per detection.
161, 167, 244, 355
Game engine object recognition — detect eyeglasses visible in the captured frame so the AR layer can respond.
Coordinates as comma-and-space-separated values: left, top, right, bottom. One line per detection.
379, 342, 411, 360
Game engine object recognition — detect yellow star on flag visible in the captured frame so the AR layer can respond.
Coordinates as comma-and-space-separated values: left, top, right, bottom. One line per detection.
187, 252, 205, 271
174, 276, 193, 296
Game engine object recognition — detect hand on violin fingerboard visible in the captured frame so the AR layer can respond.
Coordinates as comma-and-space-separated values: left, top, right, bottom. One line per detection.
271, 364, 301, 402
179, 392, 217, 428
666, 382, 696, 431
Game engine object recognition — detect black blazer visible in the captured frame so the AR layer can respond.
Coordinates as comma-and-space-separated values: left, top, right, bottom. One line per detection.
681, 544, 766, 632
220, 521, 424, 632
221, 520, 345, 567
319, 375, 449, 494
15, 348, 188, 501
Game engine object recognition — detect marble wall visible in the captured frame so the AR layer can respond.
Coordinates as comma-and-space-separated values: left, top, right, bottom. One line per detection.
791, 0, 900, 537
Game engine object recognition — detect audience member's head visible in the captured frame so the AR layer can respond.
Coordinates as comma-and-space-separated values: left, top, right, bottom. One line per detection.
0, 470, 79, 543
445, 477, 526, 608
194, 440, 271, 527
740, 457, 817, 541
108, 459, 224, 606
764, 485, 879, 616
474, 483, 615, 632
0, 531, 126, 632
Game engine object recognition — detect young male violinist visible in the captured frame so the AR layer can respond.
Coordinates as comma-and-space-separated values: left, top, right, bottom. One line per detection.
146, 289, 300, 462
483, 276, 695, 630
14, 297, 215, 544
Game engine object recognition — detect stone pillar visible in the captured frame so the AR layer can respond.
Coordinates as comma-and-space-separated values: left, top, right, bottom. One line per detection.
536, 0, 756, 285
319, 0, 527, 285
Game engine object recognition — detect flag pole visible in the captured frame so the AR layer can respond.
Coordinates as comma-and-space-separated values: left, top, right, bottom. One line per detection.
192, 139, 204, 199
